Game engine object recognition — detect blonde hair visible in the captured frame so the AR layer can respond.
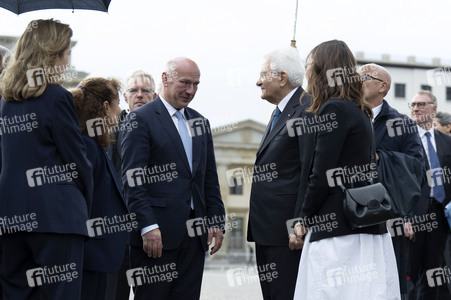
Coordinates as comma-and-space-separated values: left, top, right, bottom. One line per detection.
0, 19, 72, 102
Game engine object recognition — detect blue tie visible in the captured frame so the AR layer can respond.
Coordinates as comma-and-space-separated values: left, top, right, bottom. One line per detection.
270, 107, 281, 132
425, 132, 446, 203
174, 111, 192, 171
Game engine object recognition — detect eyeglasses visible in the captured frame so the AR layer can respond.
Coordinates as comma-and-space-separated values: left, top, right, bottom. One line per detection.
361, 74, 384, 82
127, 88, 153, 95
408, 102, 435, 109
259, 71, 280, 79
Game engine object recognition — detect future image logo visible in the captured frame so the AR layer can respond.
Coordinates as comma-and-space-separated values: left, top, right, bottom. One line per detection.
188, 117, 210, 137
386, 117, 417, 137
126, 264, 178, 287
426, 266, 451, 287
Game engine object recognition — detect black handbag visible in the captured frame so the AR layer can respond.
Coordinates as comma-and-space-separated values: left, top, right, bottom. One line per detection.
340, 119, 393, 229
340, 178, 392, 229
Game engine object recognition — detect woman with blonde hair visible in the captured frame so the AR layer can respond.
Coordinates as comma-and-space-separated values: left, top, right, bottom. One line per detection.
293, 40, 400, 299
0, 19, 93, 300
71, 77, 128, 300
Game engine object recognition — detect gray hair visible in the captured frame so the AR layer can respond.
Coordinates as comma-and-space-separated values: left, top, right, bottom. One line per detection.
125, 70, 155, 91
435, 111, 451, 126
264, 46, 304, 88
417, 90, 437, 106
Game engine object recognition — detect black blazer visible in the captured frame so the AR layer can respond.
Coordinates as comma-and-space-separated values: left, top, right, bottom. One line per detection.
247, 87, 314, 246
121, 97, 225, 251
300, 98, 387, 242
0, 85, 93, 236
82, 136, 128, 273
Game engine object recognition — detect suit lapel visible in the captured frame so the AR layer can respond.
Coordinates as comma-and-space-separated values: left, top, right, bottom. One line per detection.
154, 97, 192, 173
257, 88, 304, 157
102, 148, 125, 204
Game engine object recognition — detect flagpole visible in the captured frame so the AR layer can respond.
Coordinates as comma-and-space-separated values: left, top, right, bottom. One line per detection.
291, 0, 299, 47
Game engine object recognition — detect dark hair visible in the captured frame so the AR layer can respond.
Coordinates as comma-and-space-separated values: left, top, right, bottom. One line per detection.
306, 40, 371, 117
71, 77, 121, 148
435, 111, 451, 126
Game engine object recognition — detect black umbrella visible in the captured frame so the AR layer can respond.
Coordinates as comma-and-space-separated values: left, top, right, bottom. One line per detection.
0, 0, 111, 15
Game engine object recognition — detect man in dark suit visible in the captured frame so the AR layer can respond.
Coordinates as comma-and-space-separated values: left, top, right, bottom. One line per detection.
409, 90, 451, 300
360, 64, 424, 298
247, 47, 313, 300
121, 57, 225, 300
106, 70, 157, 300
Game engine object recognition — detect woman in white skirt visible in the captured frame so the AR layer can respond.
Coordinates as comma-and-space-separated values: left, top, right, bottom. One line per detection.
293, 40, 400, 300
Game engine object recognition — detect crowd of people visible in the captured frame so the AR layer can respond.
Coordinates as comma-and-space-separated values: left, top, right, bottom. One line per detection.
0, 18, 450, 300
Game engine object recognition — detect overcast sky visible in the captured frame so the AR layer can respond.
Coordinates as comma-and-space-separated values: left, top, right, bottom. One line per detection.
0, 0, 450, 127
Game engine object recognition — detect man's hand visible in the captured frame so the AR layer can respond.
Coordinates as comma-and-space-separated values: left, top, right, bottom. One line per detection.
208, 227, 224, 255
289, 233, 303, 250
404, 221, 415, 240
142, 228, 163, 258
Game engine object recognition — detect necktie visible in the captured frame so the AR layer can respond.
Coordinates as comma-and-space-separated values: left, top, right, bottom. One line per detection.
270, 107, 281, 132
425, 132, 446, 203
174, 111, 192, 171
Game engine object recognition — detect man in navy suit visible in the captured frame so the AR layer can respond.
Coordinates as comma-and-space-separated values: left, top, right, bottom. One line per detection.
359, 64, 424, 298
409, 90, 451, 300
247, 46, 313, 300
121, 57, 225, 300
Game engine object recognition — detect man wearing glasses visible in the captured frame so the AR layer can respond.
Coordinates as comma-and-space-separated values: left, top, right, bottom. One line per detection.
359, 64, 424, 299
106, 70, 157, 300
409, 90, 451, 300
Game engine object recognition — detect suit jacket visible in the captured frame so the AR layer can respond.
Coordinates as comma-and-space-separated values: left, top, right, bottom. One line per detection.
82, 136, 128, 273
247, 87, 314, 246
417, 129, 451, 213
0, 85, 93, 236
121, 97, 225, 251
299, 98, 387, 242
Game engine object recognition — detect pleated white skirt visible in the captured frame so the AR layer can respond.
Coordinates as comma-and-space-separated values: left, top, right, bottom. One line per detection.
293, 231, 400, 300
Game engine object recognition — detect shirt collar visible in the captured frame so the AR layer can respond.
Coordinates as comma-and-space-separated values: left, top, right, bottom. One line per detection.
277, 87, 298, 112
417, 125, 435, 139
372, 102, 383, 121
160, 95, 186, 118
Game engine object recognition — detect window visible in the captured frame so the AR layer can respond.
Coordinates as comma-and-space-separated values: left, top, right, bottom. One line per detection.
229, 217, 243, 250
229, 178, 243, 195
421, 85, 432, 91
446, 87, 451, 101
395, 83, 406, 98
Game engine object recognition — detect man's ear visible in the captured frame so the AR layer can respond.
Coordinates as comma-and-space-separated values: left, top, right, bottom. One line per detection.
280, 71, 289, 87
124, 92, 129, 103
162, 72, 168, 86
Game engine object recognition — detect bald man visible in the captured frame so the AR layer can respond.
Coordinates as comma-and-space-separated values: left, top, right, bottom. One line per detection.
360, 64, 425, 298
121, 57, 225, 299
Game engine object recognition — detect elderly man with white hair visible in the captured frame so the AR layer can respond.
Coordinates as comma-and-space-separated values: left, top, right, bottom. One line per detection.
247, 46, 314, 300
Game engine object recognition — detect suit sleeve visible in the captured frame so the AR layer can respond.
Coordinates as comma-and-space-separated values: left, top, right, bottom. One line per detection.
121, 112, 158, 231
51, 91, 93, 212
204, 119, 226, 229
299, 101, 351, 219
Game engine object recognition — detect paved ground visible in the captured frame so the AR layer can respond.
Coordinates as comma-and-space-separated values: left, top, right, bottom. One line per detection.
129, 267, 263, 300
200, 269, 262, 300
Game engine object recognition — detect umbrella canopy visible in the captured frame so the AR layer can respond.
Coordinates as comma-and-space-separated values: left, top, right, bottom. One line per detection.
0, 0, 111, 15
